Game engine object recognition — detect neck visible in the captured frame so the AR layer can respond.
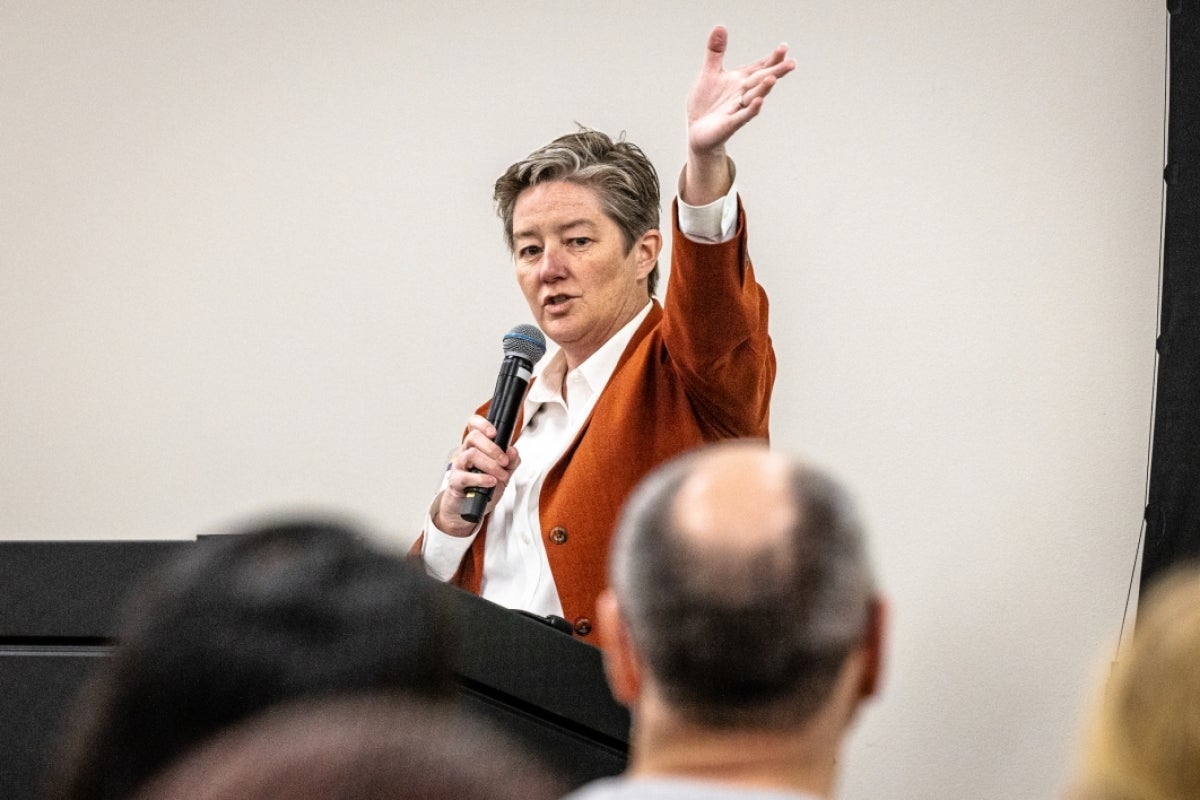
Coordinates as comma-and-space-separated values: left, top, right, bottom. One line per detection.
624, 660, 871, 800
625, 705, 841, 798
560, 296, 651, 374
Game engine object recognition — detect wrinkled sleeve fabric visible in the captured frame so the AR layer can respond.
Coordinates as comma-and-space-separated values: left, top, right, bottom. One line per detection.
662, 195, 775, 438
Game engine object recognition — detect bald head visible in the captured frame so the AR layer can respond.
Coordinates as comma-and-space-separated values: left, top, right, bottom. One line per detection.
670, 446, 804, 610
608, 442, 875, 730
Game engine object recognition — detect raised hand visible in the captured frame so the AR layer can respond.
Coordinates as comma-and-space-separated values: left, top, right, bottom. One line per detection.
683, 25, 796, 204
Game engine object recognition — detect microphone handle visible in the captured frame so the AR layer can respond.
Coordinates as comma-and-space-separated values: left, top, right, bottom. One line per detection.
461, 355, 532, 523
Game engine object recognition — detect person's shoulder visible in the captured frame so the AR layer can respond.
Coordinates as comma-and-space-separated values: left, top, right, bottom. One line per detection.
564, 777, 818, 800
561, 777, 627, 800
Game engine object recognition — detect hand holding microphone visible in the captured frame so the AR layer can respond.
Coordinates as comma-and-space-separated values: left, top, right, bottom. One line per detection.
461, 324, 546, 522
434, 324, 546, 532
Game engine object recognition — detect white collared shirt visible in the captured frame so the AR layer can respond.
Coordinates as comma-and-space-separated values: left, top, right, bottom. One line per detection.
421, 185, 739, 616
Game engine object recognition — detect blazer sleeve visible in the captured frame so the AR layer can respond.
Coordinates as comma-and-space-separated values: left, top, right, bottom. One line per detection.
660, 199, 775, 437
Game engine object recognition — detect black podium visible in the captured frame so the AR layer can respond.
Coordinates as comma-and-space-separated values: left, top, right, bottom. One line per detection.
0, 541, 628, 800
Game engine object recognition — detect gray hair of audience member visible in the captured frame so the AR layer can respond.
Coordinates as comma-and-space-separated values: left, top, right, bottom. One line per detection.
50, 518, 457, 800
608, 442, 877, 729
493, 128, 663, 297
130, 696, 567, 800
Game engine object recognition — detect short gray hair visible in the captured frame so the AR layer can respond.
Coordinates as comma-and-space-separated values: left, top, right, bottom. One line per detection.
494, 129, 661, 297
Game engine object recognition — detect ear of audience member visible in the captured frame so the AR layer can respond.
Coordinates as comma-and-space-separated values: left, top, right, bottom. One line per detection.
129, 695, 568, 800
1068, 565, 1200, 800
49, 518, 457, 800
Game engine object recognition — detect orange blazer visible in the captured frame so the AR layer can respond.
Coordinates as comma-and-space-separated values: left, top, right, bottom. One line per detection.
423, 201, 774, 644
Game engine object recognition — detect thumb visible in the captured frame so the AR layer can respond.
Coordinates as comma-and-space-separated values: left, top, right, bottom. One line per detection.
703, 24, 728, 71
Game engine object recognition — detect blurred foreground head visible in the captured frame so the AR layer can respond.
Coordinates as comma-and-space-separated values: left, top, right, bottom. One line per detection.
605, 441, 882, 729
595, 441, 885, 795
131, 695, 566, 800
52, 518, 456, 800
1071, 566, 1200, 800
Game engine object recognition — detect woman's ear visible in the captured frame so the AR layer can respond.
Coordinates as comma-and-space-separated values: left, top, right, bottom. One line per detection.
633, 229, 663, 282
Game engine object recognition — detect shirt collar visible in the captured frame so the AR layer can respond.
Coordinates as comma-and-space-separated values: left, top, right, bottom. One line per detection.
528, 301, 654, 407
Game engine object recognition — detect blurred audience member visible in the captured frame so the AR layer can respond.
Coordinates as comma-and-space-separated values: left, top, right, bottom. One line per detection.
130, 695, 565, 800
572, 441, 886, 800
1068, 566, 1200, 800
50, 518, 456, 800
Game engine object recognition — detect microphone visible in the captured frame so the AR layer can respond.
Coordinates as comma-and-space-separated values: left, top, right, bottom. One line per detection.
515, 609, 575, 637
461, 324, 547, 523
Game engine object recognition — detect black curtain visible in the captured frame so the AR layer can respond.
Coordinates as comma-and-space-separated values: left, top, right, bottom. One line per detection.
1143, 1, 1200, 592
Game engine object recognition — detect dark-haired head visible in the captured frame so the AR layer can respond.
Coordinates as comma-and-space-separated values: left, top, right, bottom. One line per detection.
51, 518, 456, 800
131, 695, 566, 800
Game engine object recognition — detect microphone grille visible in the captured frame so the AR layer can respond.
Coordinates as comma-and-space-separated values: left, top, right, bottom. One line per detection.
503, 324, 547, 365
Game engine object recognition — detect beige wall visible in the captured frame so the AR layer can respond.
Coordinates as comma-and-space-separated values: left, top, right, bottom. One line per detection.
0, 2, 1165, 798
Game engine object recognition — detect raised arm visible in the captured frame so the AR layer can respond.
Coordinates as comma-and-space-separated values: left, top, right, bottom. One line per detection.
682, 25, 796, 205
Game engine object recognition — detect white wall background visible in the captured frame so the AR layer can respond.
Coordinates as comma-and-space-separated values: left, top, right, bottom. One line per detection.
0, 2, 1165, 798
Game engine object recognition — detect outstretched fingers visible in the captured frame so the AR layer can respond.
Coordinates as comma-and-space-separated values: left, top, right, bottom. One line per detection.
740, 45, 795, 88
735, 73, 778, 113
746, 42, 792, 73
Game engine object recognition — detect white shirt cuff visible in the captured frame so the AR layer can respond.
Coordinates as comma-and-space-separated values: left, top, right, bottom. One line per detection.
676, 161, 739, 244
420, 511, 478, 581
